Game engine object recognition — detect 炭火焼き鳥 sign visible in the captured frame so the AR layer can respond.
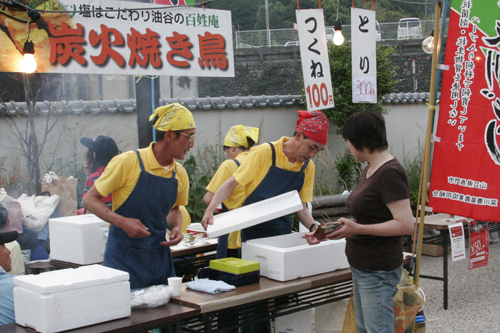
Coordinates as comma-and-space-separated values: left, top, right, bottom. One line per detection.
0, 0, 234, 76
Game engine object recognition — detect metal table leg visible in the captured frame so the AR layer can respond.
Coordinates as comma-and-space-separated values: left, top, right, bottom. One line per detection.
441, 229, 448, 310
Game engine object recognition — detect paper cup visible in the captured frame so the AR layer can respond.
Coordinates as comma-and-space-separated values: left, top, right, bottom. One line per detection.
168, 277, 182, 297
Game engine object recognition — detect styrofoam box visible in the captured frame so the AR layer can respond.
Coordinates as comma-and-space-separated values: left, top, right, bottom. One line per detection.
242, 233, 349, 281
49, 214, 109, 264
13, 265, 131, 333
207, 190, 303, 238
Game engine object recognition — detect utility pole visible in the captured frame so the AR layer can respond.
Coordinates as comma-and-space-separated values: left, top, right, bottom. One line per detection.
265, 0, 271, 47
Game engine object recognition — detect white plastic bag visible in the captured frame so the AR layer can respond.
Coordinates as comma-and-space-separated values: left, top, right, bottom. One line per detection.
17, 194, 60, 232
0, 188, 23, 233
130, 284, 173, 309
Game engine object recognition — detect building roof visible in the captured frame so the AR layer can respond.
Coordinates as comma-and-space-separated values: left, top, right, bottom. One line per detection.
0, 93, 437, 116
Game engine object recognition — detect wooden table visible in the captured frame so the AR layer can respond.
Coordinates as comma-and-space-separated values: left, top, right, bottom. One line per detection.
171, 268, 353, 332
0, 303, 200, 333
416, 213, 470, 310
1, 268, 351, 333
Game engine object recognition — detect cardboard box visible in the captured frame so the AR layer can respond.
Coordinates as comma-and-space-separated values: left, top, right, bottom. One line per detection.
415, 322, 426, 333
242, 232, 349, 281
421, 234, 450, 257
49, 214, 109, 264
13, 265, 130, 333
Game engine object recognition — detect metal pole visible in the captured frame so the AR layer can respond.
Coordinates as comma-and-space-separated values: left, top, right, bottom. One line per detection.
265, 0, 271, 47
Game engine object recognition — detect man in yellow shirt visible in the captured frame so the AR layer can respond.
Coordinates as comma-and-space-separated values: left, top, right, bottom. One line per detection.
204, 125, 259, 258
84, 103, 195, 289
201, 110, 329, 242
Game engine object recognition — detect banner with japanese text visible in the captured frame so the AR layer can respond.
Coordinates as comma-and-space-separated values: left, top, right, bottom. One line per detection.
0, 0, 234, 77
350, 8, 377, 103
428, 0, 500, 221
296, 9, 335, 111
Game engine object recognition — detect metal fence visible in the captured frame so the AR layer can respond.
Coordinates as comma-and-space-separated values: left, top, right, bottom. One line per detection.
235, 20, 449, 48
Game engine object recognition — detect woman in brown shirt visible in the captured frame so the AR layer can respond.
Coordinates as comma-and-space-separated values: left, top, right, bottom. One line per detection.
305, 110, 414, 333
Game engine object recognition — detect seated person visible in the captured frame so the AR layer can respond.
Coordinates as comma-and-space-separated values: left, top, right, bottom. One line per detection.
0, 203, 24, 275
0, 203, 19, 325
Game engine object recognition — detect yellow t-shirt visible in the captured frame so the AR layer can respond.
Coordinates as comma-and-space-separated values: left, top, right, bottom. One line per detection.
233, 137, 315, 203
95, 142, 189, 211
180, 206, 191, 234
205, 153, 249, 249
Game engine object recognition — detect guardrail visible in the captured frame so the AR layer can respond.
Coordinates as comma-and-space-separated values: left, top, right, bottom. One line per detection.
235, 19, 449, 48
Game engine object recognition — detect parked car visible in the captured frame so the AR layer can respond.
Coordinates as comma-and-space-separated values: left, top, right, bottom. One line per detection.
397, 18, 422, 40
375, 20, 382, 41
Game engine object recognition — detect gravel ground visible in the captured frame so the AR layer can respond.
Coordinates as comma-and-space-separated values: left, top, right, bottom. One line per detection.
418, 235, 500, 333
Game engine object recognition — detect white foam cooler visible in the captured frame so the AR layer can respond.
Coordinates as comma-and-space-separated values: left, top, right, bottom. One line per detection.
49, 214, 109, 264
242, 232, 349, 281
13, 265, 131, 333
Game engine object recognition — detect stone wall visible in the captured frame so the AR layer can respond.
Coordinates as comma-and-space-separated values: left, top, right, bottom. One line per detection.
199, 39, 445, 97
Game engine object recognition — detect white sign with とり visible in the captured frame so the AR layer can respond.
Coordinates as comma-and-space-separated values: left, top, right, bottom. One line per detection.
296, 9, 334, 111
351, 8, 377, 103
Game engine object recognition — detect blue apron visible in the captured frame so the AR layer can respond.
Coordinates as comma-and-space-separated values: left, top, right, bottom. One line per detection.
241, 143, 308, 242
216, 159, 240, 259
103, 150, 178, 289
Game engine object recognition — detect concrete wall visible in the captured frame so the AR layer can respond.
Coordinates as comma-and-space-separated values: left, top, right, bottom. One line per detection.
0, 102, 431, 195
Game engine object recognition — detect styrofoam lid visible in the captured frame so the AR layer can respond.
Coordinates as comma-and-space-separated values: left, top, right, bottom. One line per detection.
207, 190, 303, 238
13, 265, 129, 294
187, 223, 204, 232
49, 214, 109, 228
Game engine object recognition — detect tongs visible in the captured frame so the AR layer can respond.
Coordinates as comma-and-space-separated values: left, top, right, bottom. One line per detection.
313, 221, 343, 240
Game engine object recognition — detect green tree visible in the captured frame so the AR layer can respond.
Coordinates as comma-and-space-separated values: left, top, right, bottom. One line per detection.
322, 42, 397, 133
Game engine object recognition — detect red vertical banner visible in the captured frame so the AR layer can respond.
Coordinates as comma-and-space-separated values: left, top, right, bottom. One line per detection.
428, 0, 500, 221
468, 220, 489, 270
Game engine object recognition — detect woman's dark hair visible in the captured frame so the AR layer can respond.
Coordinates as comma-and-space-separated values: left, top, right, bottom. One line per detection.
86, 149, 115, 174
342, 110, 388, 153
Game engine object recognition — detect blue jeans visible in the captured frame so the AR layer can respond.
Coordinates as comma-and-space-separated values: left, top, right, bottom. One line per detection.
351, 265, 402, 333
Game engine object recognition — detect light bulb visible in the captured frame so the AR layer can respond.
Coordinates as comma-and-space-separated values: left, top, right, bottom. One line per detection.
20, 53, 37, 73
21, 40, 37, 73
332, 21, 345, 46
333, 30, 345, 46
422, 29, 435, 54
422, 35, 434, 54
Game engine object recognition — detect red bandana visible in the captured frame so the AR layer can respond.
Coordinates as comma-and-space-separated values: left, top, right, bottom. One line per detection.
295, 110, 329, 145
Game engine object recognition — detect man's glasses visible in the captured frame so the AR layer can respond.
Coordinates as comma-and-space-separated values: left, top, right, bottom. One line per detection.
179, 132, 195, 142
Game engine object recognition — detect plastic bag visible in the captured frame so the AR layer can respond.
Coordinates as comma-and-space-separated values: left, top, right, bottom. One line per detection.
17, 194, 60, 232
0, 188, 23, 233
41, 171, 77, 217
341, 292, 356, 333
130, 284, 173, 309
393, 283, 425, 333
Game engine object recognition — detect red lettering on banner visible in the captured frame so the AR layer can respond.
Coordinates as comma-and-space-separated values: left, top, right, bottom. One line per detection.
89, 24, 125, 67
49, 22, 86, 65
166, 31, 193, 68
127, 28, 161, 68
198, 32, 227, 69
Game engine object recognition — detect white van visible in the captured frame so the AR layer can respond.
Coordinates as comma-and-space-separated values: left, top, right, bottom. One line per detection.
397, 18, 422, 40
